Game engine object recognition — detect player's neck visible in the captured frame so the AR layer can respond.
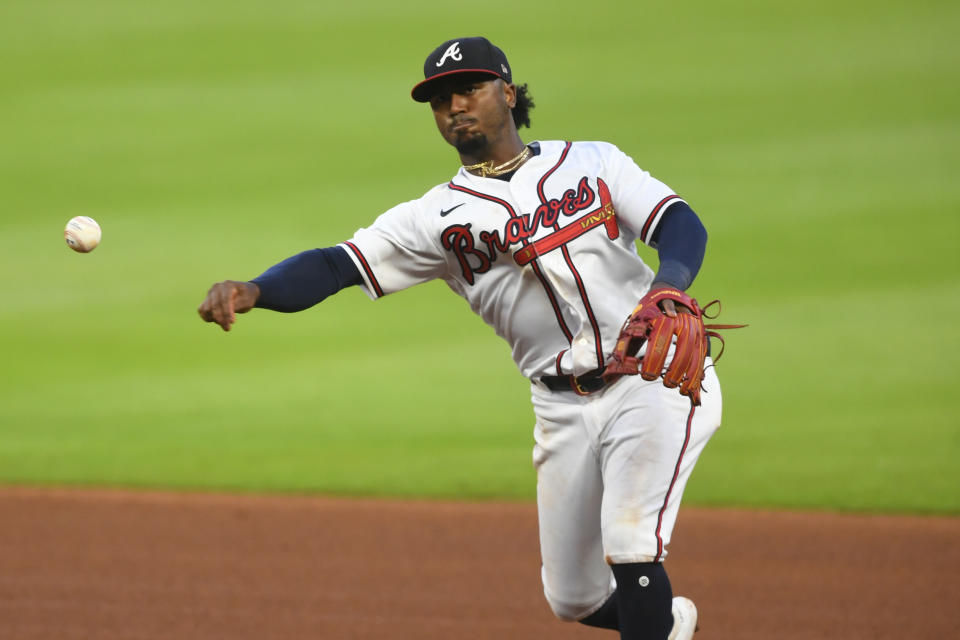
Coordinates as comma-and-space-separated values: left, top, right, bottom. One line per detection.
461, 135, 529, 178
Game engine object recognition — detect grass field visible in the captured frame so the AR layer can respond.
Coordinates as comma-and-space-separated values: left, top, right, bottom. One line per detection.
1, 0, 958, 513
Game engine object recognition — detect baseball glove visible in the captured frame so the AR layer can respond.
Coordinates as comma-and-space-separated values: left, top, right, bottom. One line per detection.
602, 288, 745, 405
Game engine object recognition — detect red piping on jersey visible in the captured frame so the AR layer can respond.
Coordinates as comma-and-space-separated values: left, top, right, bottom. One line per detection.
654, 403, 696, 562
554, 242, 606, 367
641, 195, 681, 245
447, 181, 574, 342
343, 241, 384, 298
535, 141, 608, 369
554, 350, 567, 376
536, 140, 572, 197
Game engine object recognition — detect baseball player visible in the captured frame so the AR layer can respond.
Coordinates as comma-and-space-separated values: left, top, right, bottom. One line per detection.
199, 37, 723, 640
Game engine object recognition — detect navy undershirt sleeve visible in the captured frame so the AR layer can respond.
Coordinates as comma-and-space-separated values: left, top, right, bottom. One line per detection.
251, 246, 362, 312
648, 202, 707, 291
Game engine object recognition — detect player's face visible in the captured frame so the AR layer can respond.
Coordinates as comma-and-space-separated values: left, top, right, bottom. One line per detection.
429, 75, 516, 156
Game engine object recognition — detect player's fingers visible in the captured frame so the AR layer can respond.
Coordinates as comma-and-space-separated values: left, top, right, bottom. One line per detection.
661, 299, 678, 318
225, 287, 239, 326
216, 286, 237, 331
204, 283, 235, 331
197, 289, 217, 323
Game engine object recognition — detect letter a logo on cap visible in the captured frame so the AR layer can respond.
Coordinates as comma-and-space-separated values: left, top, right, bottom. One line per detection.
436, 42, 463, 67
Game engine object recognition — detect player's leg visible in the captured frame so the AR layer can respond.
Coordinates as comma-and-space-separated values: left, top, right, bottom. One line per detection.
598, 362, 723, 639
578, 560, 673, 633
530, 383, 615, 623
580, 568, 699, 639
578, 590, 618, 629
611, 562, 675, 638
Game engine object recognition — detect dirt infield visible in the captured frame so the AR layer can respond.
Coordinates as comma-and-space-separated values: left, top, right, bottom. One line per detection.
1, 488, 957, 639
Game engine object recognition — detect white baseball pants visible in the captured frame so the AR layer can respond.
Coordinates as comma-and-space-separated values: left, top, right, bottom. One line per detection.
530, 361, 722, 621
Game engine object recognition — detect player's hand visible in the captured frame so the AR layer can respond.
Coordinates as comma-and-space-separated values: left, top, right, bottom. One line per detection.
649, 282, 691, 318
197, 280, 260, 331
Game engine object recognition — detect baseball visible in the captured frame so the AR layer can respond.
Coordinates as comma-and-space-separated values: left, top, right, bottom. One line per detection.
64, 216, 102, 253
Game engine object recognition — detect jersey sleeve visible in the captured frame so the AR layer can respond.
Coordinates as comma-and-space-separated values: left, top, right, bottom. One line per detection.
601, 143, 687, 247
339, 199, 446, 299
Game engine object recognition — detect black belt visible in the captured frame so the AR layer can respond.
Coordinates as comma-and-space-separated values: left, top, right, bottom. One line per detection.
538, 365, 612, 395
538, 339, 714, 395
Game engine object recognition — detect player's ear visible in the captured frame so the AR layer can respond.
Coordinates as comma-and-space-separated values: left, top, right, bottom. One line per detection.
501, 80, 517, 109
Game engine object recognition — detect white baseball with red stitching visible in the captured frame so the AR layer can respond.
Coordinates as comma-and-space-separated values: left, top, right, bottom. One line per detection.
64, 216, 102, 253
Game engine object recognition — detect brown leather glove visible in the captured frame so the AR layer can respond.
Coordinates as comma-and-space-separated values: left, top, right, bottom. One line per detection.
603, 288, 744, 405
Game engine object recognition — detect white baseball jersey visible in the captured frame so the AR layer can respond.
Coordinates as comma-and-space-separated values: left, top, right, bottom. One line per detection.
340, 140, 685, 379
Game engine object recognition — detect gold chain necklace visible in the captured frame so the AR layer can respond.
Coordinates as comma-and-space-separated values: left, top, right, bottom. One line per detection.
463, 146, 532, 178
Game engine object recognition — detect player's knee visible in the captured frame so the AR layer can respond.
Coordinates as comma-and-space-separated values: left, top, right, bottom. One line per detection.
543, 591, 607, 622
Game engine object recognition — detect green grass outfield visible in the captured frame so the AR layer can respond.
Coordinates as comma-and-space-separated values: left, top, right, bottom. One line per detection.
2, 0, 958, 513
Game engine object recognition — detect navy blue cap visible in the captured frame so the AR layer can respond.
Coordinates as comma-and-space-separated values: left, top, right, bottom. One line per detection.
411, 37, 512, 102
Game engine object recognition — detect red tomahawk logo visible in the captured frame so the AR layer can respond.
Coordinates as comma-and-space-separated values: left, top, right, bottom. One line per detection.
514, 178, 619, 266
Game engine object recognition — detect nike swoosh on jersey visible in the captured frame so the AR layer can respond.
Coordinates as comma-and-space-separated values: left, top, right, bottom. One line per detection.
440, 203, 465, 217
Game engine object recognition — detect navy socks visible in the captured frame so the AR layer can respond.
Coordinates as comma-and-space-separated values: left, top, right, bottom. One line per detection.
579, 562, 674, 640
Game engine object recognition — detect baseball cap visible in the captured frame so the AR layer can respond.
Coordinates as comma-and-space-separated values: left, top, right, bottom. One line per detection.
411, 37, 512, 102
